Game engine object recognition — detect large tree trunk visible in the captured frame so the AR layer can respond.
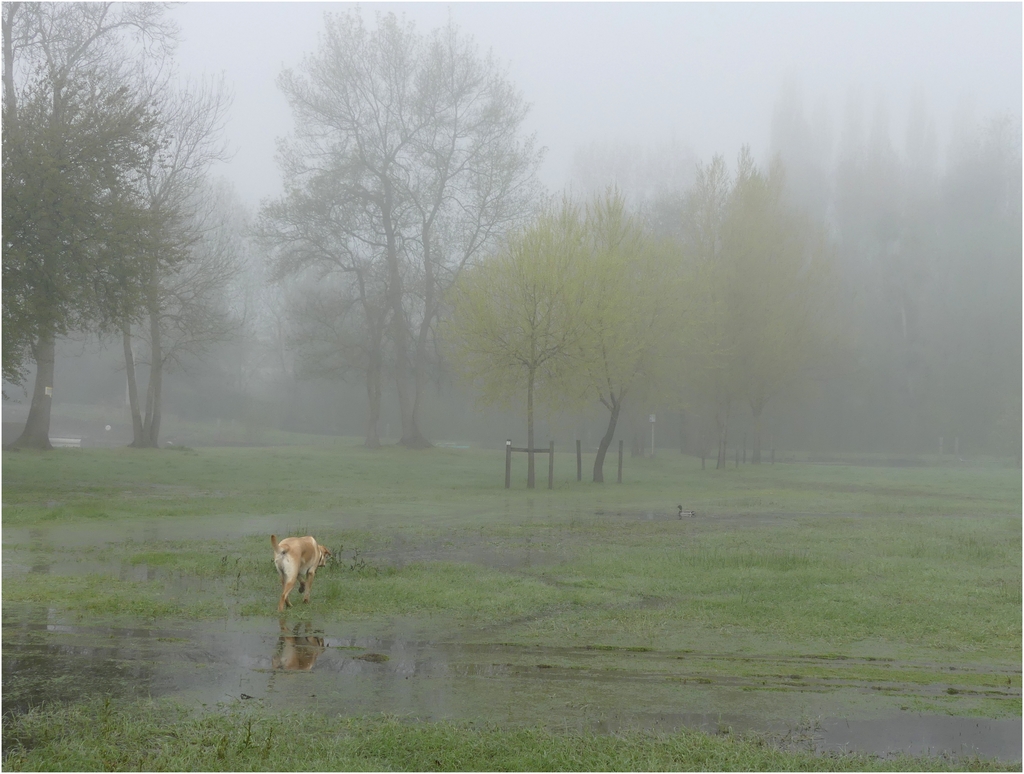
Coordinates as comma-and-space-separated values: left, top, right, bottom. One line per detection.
141, 307, 163, 447
13, 329, 56, 449
381, 183, 428, 449
122, 323, 144, 446
750, 404, 764, 464
593, 392, 623, 483
526, 368, 536, 489
364, 350, 382, 449
391, 322, 423, 447
715, 402, 729, 470
526, 389, 535, 489
403, 343, 431, 449
406, 284, 433, 450
403, 223, 437, 450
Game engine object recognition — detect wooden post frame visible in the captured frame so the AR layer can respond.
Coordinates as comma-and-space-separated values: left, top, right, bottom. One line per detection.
505, 439, 512, 489
504, 440, 555, 489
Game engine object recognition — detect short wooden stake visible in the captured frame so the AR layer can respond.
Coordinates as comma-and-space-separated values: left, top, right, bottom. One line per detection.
505, 439, 512, 489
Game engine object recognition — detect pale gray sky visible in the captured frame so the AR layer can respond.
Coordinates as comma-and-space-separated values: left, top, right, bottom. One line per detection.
171, 2, 1023, 207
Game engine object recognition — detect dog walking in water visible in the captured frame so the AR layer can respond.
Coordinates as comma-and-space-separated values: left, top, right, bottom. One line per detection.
271, 535, 332, 613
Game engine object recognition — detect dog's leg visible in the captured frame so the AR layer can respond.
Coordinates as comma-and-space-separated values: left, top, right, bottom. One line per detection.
302, 570, 316, 604
278, 574, 297, 613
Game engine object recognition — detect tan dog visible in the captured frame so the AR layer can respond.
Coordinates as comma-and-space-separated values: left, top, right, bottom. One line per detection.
270, 534, 331, 613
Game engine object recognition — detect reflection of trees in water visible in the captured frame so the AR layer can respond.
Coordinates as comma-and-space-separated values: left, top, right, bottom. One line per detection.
1, 610, 158, 717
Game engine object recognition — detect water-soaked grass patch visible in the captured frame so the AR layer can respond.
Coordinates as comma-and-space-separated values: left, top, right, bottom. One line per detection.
2, 697, 1017, 772
5, 512, 1021, 665
2, 575, 212, 620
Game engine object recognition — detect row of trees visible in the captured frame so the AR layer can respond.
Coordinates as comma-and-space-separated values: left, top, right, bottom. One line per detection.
768, 80, 1022, 457
444, 164, 840, 484
4, 7, 1016, 464
3, 3, 243, 449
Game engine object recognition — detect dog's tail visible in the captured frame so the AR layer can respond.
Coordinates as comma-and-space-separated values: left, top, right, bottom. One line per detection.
270, 534, 279, 552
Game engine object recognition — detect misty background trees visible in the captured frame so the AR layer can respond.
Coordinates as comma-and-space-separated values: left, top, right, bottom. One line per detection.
259, 10, 543, 448
3, 6, 1020, 465
2, 2, 173, 448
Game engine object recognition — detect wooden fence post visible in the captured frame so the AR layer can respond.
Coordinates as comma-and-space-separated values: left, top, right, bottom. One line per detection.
548, 441, 554, 490
617, 439, 624, 483
505, 439, 512, 489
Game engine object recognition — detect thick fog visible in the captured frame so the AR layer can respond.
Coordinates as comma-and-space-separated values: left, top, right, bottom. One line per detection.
4, 2, 1021, 460
170, 2, 1021, 205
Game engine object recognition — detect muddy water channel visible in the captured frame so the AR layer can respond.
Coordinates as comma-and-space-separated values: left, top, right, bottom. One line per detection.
3, 518, 1021, 763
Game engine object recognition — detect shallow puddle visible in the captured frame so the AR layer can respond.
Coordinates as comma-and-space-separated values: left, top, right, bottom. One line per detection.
2, 611, 1019, 762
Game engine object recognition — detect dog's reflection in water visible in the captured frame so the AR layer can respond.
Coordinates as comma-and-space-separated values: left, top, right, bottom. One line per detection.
272, 619, 326, 671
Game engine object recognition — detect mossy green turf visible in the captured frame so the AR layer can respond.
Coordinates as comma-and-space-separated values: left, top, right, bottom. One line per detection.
2, 444, 1021, 769
2, 698, 1017, 772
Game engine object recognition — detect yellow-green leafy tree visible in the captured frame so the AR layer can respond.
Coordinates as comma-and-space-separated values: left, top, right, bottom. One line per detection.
574, 189, 683, 482
443, 199, 590, 488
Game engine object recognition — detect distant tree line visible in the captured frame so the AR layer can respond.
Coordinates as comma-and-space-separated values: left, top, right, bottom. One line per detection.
3, 6, 1018, 466
765, 80, 1021, 461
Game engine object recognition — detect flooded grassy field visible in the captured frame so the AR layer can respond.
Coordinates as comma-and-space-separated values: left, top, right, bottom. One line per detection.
2, 445, 1021, 769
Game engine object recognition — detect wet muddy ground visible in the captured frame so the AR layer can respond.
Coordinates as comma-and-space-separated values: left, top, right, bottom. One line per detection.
3, 611, 1020, 761
3, 516, 1021, 763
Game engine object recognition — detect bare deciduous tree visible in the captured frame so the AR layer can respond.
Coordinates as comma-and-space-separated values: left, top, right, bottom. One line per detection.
122, 76, 235, 448
264, 10, 542, 448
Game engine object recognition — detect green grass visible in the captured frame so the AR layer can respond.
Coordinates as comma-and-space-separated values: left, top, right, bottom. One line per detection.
2, 698, 1016, 772
4, 513, 1019, 662
3, 445, 1020, 659
2, 444, 1020, 526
